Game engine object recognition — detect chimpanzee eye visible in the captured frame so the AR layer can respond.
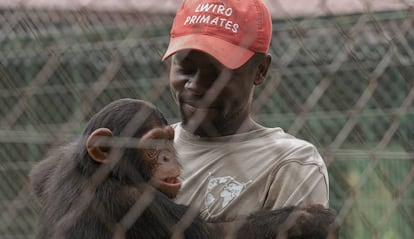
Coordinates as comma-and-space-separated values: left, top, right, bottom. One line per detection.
143, 149, 159, 161
157, 150, 174, 163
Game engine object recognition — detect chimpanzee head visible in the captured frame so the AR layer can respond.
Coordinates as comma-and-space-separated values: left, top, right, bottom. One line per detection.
75, 98, 181, 198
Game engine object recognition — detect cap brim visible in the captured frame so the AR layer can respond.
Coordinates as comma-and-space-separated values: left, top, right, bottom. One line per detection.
162, 34, 254, 69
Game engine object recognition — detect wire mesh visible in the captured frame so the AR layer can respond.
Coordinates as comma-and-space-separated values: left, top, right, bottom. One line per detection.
0, 2, 413, 238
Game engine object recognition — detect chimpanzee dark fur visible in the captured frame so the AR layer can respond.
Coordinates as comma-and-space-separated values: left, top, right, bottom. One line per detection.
30, 99, 210, 239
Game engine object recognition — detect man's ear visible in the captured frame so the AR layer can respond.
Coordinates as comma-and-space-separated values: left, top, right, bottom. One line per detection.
86, 128, 113, 164
254, 53, 272, 85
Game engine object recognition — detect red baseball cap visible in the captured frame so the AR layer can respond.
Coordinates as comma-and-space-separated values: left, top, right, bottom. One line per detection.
162, 0, 272, 69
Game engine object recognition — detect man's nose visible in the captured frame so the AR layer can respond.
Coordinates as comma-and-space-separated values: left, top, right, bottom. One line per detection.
184, 70, 213, 95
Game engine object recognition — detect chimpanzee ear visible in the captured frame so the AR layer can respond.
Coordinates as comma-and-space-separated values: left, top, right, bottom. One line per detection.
86, 128, 113, 164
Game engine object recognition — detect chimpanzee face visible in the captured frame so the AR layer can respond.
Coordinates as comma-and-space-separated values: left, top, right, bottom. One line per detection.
86, 123, 182, 198
139, 126, 182, 198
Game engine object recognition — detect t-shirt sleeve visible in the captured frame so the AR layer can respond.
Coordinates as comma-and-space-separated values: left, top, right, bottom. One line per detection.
264, 155, 329, 209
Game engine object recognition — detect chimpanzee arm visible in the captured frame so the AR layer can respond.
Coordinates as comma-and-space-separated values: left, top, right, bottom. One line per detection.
29, 143, 79, 206
29, 146, 65, 204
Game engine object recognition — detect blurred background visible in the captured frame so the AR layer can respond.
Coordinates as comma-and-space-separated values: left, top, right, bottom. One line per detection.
0, 0, 413, 238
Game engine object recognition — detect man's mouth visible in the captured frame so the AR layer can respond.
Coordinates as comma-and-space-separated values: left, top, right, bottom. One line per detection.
181, 101, 220, 110
179, 94, 221, 109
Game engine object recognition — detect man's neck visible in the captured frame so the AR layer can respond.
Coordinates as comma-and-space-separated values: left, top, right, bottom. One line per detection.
183, 117, 261, 138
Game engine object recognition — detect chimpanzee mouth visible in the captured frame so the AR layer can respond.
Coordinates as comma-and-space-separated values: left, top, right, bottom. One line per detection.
157, 177, 181, 198
163, 177, 180, 184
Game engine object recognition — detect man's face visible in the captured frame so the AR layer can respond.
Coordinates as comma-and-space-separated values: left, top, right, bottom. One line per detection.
169, 50, 257, 137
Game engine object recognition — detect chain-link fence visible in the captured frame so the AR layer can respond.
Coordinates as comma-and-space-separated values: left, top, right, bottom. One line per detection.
0, 1, 413, 238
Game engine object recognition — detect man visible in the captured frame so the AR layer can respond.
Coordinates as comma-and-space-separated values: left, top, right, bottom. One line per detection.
162, 0, 329, 222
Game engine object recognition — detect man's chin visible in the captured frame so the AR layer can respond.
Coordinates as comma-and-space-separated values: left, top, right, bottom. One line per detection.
180, 105, 217, 123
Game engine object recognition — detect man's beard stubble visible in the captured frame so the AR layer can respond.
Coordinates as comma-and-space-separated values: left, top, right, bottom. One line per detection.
180, 102, 245, 136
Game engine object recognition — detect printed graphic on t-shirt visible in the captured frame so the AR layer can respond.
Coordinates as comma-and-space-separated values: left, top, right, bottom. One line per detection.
202, 174, 252, 216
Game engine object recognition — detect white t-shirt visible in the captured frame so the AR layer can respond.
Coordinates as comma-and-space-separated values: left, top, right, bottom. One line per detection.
172, 123, 329, 222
